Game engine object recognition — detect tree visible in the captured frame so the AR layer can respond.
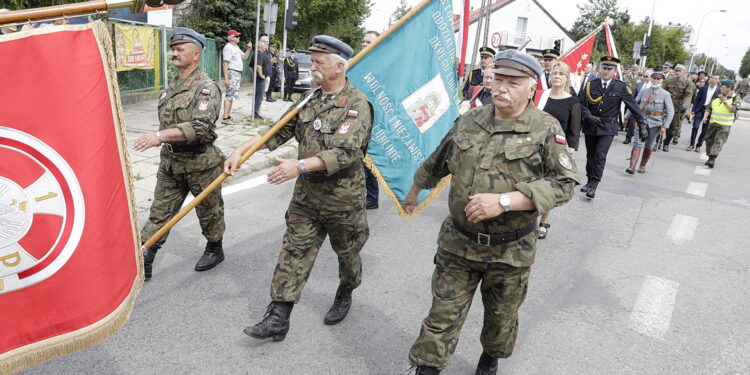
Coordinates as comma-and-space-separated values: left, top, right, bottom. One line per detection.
739, 48, 750, 78
182, 0, 258, 49
287, 0, 372, 51
570, 0, 630, 42
392, 0, 411, 22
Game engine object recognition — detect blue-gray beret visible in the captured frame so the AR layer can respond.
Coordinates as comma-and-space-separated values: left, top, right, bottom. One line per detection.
309, 35, 353, 60
493, 49, 543, 79
171, 27, 205, 49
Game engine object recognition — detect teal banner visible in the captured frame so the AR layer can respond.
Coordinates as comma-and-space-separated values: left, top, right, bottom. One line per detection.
349, 0, 459, 217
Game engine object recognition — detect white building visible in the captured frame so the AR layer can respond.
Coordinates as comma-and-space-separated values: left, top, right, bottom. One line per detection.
454, 0, 575, 58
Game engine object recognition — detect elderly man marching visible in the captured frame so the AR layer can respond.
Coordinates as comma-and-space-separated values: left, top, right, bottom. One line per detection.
404, 50, 579, 375
703, 80, 740, 168
225, 35, 373, 341
625, 71, 674, 174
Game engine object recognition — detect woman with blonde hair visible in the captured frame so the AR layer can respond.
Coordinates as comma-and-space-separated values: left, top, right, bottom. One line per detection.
535, 61, 580, 239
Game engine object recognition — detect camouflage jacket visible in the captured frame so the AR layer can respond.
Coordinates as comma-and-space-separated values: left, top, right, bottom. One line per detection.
261, 80, 373, 211
664, 75, 694, 110
157, 67, 223, 173
736, 79, 749, 96
414, 103, 580, 266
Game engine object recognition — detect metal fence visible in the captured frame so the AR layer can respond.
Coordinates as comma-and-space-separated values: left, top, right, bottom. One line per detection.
110, 19, 220, 94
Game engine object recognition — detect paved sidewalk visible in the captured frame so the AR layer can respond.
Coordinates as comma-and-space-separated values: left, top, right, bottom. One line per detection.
124, 86, 299, 215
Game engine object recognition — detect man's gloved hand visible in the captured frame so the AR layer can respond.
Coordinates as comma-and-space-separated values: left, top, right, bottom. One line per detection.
638, 122, 649, 142
587, 116, 602, 126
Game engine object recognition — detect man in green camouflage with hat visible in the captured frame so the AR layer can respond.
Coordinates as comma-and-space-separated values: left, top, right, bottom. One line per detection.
403, 49, 580, 375
225, 35, 373, 341
662, 64, 694, 150
133, 27, 226, 280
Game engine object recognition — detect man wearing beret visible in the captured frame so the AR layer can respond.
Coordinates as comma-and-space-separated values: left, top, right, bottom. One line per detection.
702, 80, 739, 168
133, 27, 226, 279
225, 35, 373, 341
462, 46, 495, 99
661, 64, 694, 150
404, 50, 579, 375
579, 55, 646, 199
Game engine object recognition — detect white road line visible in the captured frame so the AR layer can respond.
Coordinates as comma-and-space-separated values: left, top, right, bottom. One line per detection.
685, 182, 708, 197
699, 154, 709, 161
693, 166, 711, 176
630, 275, 679, 340
182, 175, 268, 207
666, 214, 699, 244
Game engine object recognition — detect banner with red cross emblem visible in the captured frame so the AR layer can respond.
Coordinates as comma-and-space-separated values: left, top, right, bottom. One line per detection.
0, 22, 141, 373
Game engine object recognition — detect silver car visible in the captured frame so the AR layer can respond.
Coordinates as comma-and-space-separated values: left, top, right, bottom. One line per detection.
293, 50, 316, 92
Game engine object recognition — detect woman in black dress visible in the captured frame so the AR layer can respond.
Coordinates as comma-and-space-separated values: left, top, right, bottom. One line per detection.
536, 61, 580, 239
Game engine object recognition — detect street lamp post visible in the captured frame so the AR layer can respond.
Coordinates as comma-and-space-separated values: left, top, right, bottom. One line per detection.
709, 47, 729, 76
688, 9, 726, 72
702, 34, 727, 71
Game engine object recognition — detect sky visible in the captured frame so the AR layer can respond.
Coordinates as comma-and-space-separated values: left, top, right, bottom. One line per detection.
363, 0, 749, 72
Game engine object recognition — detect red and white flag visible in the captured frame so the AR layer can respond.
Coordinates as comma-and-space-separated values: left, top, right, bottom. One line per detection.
0, 22, 141, 373
456, 0, 470, 78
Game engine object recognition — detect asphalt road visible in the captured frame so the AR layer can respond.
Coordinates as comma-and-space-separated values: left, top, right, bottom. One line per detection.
22, 118, 750, 375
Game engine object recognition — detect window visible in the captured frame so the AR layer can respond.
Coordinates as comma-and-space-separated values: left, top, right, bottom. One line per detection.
514, 17, 527, 45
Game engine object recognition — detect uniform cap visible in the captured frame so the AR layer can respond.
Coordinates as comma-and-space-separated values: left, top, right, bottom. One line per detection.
720, 79, 735, 86
227, 29, 241, 37
663, 62, 673, 68
600, 55, 620, 67
309, 35, 353, 59
493, 49, 543, 79
479, 47, 496, 57
171, 27, 205, 49
542, 48, 560, 59
651, 72, 665, 79
674, 64, 686, 71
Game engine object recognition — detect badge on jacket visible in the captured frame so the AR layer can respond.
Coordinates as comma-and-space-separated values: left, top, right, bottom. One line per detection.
198, 101, 209, 112
338, 123, 352, 136
313, 118, 322, 131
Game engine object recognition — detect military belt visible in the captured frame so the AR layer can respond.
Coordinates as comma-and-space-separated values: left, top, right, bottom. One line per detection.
304, 162, 361, 183
163, 143, 209, 153
595, 116, 619, 123
452, 221, 537, 246
641, 110, 664, 116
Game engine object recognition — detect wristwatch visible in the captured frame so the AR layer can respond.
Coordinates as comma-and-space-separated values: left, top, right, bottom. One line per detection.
297, 160, 307, 174
498, 193, 512, 212
156, 130, 163, 144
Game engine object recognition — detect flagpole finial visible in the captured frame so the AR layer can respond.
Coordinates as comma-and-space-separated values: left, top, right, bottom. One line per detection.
605, 17, 614, 26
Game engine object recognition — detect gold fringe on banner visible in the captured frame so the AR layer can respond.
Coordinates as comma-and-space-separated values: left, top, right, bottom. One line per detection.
363, 155, 451, 221
0, 21, 143, 375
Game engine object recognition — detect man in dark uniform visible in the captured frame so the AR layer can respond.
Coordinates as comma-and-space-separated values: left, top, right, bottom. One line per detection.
462, 46, 495, 99
579, 56, 647, 199
132, 27, 226, 279
282, 49, 299, 102
539, 48, 560, 89
266, 44, 279, 102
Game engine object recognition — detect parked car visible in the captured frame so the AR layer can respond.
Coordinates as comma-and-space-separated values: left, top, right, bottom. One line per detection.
293, 50, 316, 93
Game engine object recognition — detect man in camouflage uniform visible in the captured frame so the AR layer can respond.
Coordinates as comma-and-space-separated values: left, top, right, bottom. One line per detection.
662, 64, 694, 150
703, 80, 740, 168
735, 76, 749, 100
133, 28, 226, 280
225, 35, 373, 341
404, 50, 579, 375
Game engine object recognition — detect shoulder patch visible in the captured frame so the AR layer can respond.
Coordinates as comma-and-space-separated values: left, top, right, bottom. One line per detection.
558, 153, 573, 169
555, 134, 567, 145
338, 122, 352, 136
347, 109, 359, 118
198, 101, 209, 112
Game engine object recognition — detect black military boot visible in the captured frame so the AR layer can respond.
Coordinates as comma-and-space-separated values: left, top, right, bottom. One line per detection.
244, 301, 294, 341
266, 92, 275, 102
580, 180, 591, 193
475, 351, 499, 375
142, 244, 159, 280
324, 284, 353, 325
195, 240, 224, 271
662, 134, 671, 152
706, 155, 716, 168
585, 180, 599, 199
623, 136, 632, 144
414, 366, 441, 374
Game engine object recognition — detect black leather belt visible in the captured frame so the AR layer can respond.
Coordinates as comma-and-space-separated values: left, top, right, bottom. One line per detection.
164, 143, 209, 153
452, 220, 537, 246
304, 162, 361, 183
596, 116, 619, 123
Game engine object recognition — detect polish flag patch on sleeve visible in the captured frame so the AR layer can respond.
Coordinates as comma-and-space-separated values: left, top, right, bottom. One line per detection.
347, 109, 359, 117
555, 134, 567, 145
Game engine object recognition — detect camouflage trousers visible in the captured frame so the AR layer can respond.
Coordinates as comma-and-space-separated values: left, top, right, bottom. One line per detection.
409, 248, 530, 370
141, 162, 225, 248
667, 108, 686, 139
704, 123, 732, 157
270, 201, 369, 303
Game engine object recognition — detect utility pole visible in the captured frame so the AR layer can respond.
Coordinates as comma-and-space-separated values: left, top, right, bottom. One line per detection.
640, 0, 655, 71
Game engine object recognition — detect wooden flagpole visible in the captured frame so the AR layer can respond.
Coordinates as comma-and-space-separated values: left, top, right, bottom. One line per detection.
0, 0, 147, 25
143, 0, 440, 247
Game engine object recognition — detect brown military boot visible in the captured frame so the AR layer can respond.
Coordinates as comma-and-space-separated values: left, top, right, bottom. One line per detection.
475, 351, 498, 375
638, 149, 653, 173
324, 284, 353, 325
244, 301, 294, 341
625, 147, 641, 175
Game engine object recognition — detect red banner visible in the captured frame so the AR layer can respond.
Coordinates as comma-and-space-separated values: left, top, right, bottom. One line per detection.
561, 30, 598, 77
0, 22, 141, 373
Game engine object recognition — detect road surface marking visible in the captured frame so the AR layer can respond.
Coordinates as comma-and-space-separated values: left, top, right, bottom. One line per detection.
182, 175, 268, 207
699, 154, 709, 161
630, 275, 679, 340
685, 182, 707, 197
666, 214, 698, 244
693, 166, 711, 176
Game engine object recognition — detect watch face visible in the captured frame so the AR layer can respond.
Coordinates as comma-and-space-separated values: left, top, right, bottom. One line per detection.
500, 194, 511, 206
